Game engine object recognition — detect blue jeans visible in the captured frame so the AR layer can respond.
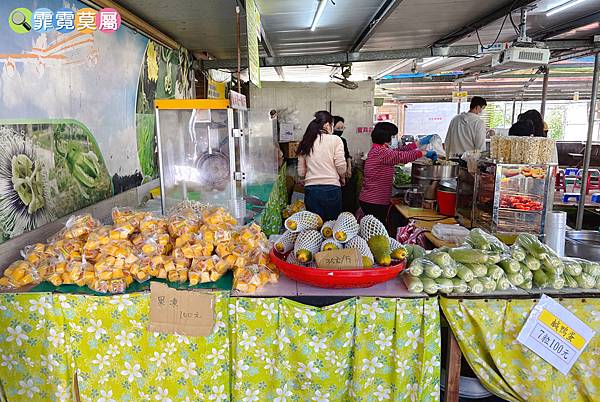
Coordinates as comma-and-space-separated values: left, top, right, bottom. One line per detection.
304, 185, 342, 222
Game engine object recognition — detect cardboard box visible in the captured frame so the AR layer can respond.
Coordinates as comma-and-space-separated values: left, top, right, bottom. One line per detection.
280, 141, 300, 158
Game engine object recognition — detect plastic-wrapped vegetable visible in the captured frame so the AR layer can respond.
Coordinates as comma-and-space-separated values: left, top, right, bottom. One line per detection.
520, 279, 532, 290
499, 259, 520, 274
410, 258, 442, 278
561, 258, 582, 276
467, 228, 508, 253
520, 264, 533, 282
516, 234, 549, 260
455, 263, 474, 282
421, 277, 439, 295
577, 259, 600, 277
507, 272, 524, 286
448, 247, 488, 264
523, 255, 541, 271
405, 244, 426, 263
486, 264, 504, 281
486, 253, 503, 264
440, 263, 457, 279
533, 270, 550, 288
596, 276, 600, 289
549, 274, 565, 290
426, 251, 454, 269
408, 258, 425, 277
563, 273, 578, 288
451, 278, 468, 293
480, 277, 496, 292
435, 277, 454, 294
510, 245, 527, 262
575, 272, 596, 289
465, 263, 487, 278
495, 275, 511, 291
468, 278, 484, 294
403, 274, 424, 293
541, 255, 564, 275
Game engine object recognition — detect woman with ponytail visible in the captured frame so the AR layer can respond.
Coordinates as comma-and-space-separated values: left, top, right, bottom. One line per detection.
297, 111, 347, 221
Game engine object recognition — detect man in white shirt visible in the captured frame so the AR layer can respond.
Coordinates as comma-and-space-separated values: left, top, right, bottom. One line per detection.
444, 96, 487, 157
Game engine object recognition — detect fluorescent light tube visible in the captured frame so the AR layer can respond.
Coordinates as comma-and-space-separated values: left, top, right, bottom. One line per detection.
546, 0, 586, 16
421, 57, 443, 68
311, 0, 328, 31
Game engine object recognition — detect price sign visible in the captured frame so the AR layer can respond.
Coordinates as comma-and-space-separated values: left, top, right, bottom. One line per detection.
452, 91, 468, 103
229, 90, 247, 110
517, 295, 595, 374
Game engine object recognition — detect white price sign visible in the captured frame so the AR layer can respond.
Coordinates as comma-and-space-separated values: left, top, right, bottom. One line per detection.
517, 295, 595, 374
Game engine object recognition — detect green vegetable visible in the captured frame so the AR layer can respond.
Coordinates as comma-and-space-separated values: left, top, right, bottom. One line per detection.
562, 259, 582, 276
516, 234, 548, 259
466, 263, 487, 278
405, 244, 425, 263
435, 277, 454, 294
486, 264, 504, 281
421, 259, 442, 279
579, 259, 600, 277
495, 276, 511, 291
541, 256, 564, 276
451, 278, 468, 293
523, 255, 541, 271
408, 258, 425, 276
520, 279, 532, 290
520, 264, 533, 282
486, 253, 502, 264
468, 278, 484, 294
510, 245, 527, 262
480, 277, 496, 292
421, 277, 439, 295
403, 275, 424, 293
440, 263, 457, 279
467, 228, 507, 252
575, 272, 596, 289
549, 274, 565, 290
448, 248, 488, 264
507, 272, 524, 286
563, 273, 578, 288
426, 251, 454, 269
533, 270, 549, 288
455, 263, 474, 282
595, 276, 600, 290
499, 259, 520, 274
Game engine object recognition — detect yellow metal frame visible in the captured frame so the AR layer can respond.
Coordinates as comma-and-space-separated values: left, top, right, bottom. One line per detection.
154, 99, 230, 110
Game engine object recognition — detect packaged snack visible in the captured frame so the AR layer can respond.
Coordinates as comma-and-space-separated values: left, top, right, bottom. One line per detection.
0, 260, 40, 288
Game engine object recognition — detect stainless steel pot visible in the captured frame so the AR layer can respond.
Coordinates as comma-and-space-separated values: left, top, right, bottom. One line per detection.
411, 162, 459, 200
565, 230, 600, 261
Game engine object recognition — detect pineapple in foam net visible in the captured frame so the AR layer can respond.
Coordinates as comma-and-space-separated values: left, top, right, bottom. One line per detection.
284, 211, 323, 232
359, 215, 391, 266
333, 212, 359, 243
293, 230, 323, 263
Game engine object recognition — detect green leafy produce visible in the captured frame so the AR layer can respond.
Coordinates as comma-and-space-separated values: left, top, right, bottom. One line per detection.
578, 259, 600, 277
549, 274, 565, 290
523, 255, 541, 271
562, 259, 582, 276
507, 272, 524, 286
465, 263, 488, 278
595, 276, 600, 289
467, 228, 508, 253
451, 278, 468, 293
499, 259, 521, 274
455, 263, 474, 282
435, 277, 454, 294
486, 264, 504, 281
520, 279, 532, 290
520, 265, 533, 282
441, 263, 457, 279
403, 274, 424, 293
575, 272, 596, 289
510, 245, 527, 262
516, 234, 550, 260
533, 270, 549, 288
408, 258, 425, 277
480, 277, 496, 292
420, 259, 442, 279
421, 277, 439, 295
468, 278, 484, 294
486, 253, 502, 264
541, 255, 564, 276
448, 248, 488, 264
405, 244, 426, 264
495, 276, 511, 291
426, 251, 454, 269
563, 273, 578, 288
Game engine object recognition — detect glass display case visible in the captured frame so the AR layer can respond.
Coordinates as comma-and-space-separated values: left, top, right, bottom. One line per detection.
155, 99, 277, 220
458, 159, 555, 238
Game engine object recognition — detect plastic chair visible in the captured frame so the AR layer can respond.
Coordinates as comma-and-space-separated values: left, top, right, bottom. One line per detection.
562, 193, 581, 203
573, 169, 600, 194
555, 169, 566, 192
592, 193, 600, 203
564, 167, 579, 177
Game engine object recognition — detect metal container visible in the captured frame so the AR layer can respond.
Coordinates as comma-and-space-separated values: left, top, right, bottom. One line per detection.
411, 162, 459, 199
565, 230, 600, 261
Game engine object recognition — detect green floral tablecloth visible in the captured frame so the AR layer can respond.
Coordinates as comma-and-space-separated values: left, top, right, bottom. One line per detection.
0, 293, 440, 402
441, 297, 600, 402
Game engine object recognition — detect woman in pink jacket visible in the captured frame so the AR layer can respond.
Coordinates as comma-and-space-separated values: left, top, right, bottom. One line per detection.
359, 122, 423, 226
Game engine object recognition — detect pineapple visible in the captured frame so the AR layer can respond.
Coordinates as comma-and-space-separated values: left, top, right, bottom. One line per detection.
293, 230, 323, 263
333, 212, 359, 243
359, 215, 391, 266
274, 230, 299, 254
321, 220, 336, 238
389, 237, 407, 260
321, 238, 342, 251
345, 236, 374, 268
285, 211, 323, 233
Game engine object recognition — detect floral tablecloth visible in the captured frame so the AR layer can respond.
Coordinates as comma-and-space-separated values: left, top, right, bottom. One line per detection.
0, 292, 440, 402
441, 297, 600, 402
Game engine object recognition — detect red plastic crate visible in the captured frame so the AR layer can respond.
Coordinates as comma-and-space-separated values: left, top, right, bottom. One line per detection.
269, 250, 406, 289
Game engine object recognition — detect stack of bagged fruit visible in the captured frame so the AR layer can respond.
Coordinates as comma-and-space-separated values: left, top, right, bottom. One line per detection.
282, 200, 305, 219
0, 206, 277, 294
403, 228, 600, 294
274, 211, 406, 268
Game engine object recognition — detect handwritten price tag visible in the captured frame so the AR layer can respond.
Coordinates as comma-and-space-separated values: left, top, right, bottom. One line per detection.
517, 295, 595, 374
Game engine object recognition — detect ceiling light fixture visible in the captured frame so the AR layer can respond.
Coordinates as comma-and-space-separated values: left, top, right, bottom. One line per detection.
421, 57, 443, 68
311, 0, 328, 31
546, 0, 587, 16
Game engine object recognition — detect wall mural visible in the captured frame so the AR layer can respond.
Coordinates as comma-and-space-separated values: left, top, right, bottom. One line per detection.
0, 1, 193, 243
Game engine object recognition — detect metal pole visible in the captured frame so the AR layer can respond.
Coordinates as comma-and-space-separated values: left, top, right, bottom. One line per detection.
511, 99, 516, 124
541, 67, 549, 119
576, 52, 600, 230
457, 82, 462, 114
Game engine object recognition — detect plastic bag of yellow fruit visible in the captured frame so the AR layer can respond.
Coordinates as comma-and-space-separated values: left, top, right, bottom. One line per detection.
51, 214, 100, 242
201, 207, 237, 229
112, 207, 150, 229
0, 260, 41, 289
282, 200, 305, 219
233, 264, 278, 293
139, 214, 168, 235
167, 214, 200, 238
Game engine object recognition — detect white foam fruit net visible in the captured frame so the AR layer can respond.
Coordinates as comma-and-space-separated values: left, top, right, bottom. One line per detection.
388, 236, 402, 252
321, 238, 342, 251
359, 215, 387, 240
294, 230, 323, 255
275, 230, 299, 253
345, 236, 374, 260
285, 211, 323, 232
333, 212, 359, 243
321, 220, 335, 238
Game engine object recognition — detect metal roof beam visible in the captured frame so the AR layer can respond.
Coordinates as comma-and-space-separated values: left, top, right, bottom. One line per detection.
349, 0, 404, 52
533, 10, 600, 41
432, 0, 537, 46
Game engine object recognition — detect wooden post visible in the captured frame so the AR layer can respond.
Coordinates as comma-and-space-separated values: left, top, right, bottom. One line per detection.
445, 328, 462, 402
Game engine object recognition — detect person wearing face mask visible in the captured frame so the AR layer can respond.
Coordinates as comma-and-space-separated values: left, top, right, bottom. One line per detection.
444, 96, 487, 158
333, 116, 352, 179
359, 122, 425, 228
297, 111, 347, 221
